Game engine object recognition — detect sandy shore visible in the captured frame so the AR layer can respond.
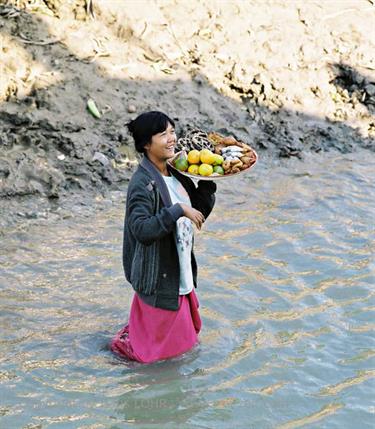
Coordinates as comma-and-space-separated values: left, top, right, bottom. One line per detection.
0, 0, 374, 228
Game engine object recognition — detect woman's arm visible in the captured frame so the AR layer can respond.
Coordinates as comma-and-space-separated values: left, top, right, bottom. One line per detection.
179, 203, 205, 230
127, 184, 183, 245
170, 169, 217, 219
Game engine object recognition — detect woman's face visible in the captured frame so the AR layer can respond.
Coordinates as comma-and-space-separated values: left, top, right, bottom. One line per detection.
145, 122, 176, 161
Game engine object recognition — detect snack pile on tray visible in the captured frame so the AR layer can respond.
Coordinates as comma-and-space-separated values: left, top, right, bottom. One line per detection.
172, 129, 257, 177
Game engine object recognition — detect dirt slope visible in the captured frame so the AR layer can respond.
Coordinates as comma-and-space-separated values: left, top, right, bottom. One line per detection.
0, 0, 374, 222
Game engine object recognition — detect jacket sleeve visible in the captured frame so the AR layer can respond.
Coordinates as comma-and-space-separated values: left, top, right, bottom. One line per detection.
127, 182, 184, 245
186, 179, 217, 219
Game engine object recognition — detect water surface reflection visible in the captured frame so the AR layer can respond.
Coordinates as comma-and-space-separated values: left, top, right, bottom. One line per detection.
1, 151, 374, 428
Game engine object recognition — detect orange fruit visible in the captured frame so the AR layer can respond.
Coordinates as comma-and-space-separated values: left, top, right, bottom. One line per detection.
198, 163, 213, 176
187, 150, 200, 164
188, 164, 199, 175
200, 149, 216, 165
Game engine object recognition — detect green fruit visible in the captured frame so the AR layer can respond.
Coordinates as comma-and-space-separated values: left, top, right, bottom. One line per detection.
213, 165, 224, 175
174, 157, 189, 171
213, 154, 224, 165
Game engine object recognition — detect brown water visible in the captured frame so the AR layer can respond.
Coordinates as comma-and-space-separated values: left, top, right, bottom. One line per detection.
0, 150, 374, 428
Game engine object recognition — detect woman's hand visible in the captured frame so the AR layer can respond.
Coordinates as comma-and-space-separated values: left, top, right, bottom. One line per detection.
180, 204, 205, 230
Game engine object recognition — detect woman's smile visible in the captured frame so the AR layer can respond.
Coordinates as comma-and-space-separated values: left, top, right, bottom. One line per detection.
166, 142, 175, 155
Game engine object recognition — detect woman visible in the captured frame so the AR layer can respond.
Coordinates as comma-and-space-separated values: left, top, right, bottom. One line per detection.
110, 111, 217, 363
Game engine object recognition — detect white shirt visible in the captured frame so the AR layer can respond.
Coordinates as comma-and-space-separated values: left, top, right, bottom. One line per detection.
163, 175, 194, 295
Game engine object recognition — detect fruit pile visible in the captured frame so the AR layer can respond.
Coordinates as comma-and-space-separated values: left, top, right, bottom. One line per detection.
172, 130, 257, 177
174, 148, 224, 176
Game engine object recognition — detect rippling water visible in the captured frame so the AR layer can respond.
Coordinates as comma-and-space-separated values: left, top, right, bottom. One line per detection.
1, 150, 374, 428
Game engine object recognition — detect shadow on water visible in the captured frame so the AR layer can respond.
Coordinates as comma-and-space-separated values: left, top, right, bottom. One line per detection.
0, 4, 375, 429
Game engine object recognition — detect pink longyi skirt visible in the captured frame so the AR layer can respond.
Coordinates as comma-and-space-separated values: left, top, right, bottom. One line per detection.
110, 289, 201, 363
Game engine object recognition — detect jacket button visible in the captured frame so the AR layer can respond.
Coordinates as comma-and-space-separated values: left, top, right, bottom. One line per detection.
162, 273, 167, 278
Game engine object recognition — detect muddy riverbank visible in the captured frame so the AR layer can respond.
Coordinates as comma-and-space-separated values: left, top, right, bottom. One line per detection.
0, 1, 374, 228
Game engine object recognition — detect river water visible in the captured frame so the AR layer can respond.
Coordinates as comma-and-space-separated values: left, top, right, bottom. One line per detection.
1, 150, 374, 429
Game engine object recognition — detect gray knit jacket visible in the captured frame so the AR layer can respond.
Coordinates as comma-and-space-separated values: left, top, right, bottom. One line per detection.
122, 155, 217, 310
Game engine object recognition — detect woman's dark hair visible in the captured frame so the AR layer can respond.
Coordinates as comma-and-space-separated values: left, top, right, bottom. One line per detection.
126, 111, 175, 153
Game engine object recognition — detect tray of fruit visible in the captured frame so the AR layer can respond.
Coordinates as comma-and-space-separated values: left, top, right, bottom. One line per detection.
168, 129, 258, 180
